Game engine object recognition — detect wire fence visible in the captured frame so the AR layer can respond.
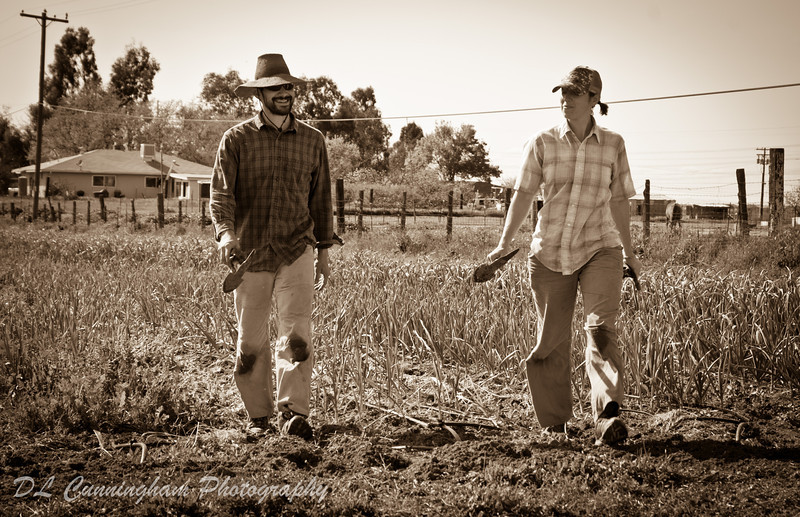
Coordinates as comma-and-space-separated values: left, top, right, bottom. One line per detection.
2, 184, 798, 239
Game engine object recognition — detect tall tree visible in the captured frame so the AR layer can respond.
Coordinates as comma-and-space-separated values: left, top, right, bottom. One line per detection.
389, 122, 424, 172
325, 135, 361, 180
200, 70, 253, 117
168, 103, 231, 167
109, 44, 161, 107
330, 87, 391, 170
0, 111, 30, 193
293, 76, 344, 134
44, 27, 101, 106
408, 122, 501, 182
38, 83, 122, 158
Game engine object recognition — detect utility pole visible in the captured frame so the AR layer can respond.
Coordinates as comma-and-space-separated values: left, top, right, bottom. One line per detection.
756, 147, 769, 222
20, 9, 69, 220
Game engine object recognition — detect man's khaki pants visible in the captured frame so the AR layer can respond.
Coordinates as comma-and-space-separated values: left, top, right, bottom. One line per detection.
233, 246, 314, 420
525, 247, 624, 428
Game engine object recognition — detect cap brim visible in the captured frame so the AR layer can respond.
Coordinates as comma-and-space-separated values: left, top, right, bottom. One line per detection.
552, 83, 588, 95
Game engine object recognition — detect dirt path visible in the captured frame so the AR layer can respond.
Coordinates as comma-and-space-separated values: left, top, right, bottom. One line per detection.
3, 390, 799, 515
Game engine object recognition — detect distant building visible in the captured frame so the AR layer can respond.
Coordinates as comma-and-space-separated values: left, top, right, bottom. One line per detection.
12, 145, 212, 201
467, 180, 504, 210
628, 194, 675, 220
686, 203, 730, 220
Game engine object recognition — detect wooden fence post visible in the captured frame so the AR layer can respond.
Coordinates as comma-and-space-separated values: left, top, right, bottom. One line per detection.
131, 199, 136, 223
643, 179, 651, 241
157, 193, 165, 229
736, 168, 749, 236
10, 203, 16, 221
87, 200, 91, 226
336, 178, 345, 235
358, 190, 364, 234
769, 148, 784, 235
400, 192, 407, 230
178, 199, 183, 224
369, 188, 374, 230
200, 202, 206, 228
99, 196, 107, 222
446, 190, 454, 239
72, 201, 77, 225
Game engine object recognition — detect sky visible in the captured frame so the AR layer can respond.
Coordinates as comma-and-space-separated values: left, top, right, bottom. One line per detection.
2, 0, 799, 206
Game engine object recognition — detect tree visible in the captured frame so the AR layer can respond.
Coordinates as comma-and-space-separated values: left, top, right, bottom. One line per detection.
786, 184, 800, 216
44, 27, 100, 106
38, 83, 122, 159
409, 122, 501, 182
109, 44, 161, 107
293, 76, 344, 135
330, 87, 391, 170
199, 70, 253, 117
0, 111, 30, 193
326, 135, 361, 180
389, 122, 424, 172
167, 103, 231, 167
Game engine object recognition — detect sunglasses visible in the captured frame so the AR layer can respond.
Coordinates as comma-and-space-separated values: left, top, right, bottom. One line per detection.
264, 83, 294, 92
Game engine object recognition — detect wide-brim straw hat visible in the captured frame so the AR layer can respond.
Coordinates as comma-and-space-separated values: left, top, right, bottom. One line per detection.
234, 53, 305, 98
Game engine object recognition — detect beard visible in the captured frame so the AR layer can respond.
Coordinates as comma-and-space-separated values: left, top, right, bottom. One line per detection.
263, 95, 293, 116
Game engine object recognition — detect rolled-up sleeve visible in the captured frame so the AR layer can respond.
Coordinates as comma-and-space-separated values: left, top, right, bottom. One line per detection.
209, 130, 239, 241
308, 136, 334, 248
515, 135, 544, 195
610, 140, 636, 201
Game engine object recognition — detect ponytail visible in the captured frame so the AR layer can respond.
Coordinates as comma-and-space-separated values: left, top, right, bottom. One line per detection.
598, 102, 609, 116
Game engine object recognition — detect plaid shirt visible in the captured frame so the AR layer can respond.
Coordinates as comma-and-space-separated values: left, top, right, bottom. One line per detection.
210, 112, 334, 272
515, 119, 636, 275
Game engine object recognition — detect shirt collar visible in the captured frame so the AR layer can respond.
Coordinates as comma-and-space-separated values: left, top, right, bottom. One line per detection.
558, 117, 604, 144
254, 111, 298, 133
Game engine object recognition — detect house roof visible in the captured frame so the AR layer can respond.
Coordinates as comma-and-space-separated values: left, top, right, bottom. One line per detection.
13, 149, 212, 176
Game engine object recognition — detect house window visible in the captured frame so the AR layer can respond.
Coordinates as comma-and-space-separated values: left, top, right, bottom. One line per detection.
200, 183, 210, 199
145, 176, 162, 188
92, 175, 116, 187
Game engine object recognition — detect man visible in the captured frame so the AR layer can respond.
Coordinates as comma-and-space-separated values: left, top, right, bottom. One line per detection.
210, 53, 335, 441
488, 66, 642, 445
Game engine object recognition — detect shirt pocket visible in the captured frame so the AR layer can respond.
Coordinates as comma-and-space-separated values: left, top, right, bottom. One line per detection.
237, 142, 272, 194
281, 152, 315, 194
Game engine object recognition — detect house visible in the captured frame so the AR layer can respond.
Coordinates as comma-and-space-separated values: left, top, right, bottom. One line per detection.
12, 144, 212, 201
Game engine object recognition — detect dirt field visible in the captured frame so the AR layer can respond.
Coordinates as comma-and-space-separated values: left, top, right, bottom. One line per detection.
3, 384, 798, 516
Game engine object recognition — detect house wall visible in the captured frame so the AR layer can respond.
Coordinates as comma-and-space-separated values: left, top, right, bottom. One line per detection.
177, 180, 211, 201
23, 172, 169, 198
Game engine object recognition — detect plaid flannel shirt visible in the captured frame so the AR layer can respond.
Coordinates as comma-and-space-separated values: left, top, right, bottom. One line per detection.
515, 119, 636, 275
210, 112, 334, 272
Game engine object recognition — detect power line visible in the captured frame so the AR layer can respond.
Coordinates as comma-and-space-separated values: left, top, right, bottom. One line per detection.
44, 81, 800, 124
69, 0, 161, 17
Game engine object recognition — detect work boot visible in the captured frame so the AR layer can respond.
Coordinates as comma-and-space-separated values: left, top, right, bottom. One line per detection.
279, 410, 314, 441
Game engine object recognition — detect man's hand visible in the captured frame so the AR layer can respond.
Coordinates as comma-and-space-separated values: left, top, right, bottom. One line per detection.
314, 248, 331, 291
217, 231, 241, 271
624, 254, 643, 281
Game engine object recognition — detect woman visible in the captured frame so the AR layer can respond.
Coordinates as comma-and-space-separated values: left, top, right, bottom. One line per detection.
489, 65, 642, 444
